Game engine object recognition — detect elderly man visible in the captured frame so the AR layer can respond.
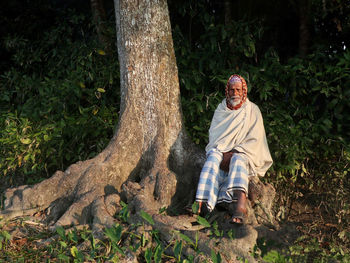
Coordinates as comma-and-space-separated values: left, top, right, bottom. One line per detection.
195, 74, 273, 224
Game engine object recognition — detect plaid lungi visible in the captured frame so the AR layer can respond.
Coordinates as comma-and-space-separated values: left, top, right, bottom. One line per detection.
195, 148, 249, 211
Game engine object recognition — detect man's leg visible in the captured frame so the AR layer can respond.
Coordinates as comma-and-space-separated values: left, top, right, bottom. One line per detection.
232, 190, 247, 223
195, 149, 223, 214
224, 153, 249, 223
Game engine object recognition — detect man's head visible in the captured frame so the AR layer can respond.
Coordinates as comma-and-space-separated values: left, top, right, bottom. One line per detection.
225, 75, 247, 110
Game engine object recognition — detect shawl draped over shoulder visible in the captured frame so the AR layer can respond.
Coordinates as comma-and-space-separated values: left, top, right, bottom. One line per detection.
205, 99, 273, 177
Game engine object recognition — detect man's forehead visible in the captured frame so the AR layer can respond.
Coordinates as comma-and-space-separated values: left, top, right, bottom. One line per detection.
228, 82, 242, 88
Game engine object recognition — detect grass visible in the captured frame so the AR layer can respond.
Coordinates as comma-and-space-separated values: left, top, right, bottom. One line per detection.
1, 197, 350, 263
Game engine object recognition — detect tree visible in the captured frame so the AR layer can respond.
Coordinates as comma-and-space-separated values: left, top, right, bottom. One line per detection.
91, 0, 113, 53
298, 0, 311, 57
1, 0, 276, 260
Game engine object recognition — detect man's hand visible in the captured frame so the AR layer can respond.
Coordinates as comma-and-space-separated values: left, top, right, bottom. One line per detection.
220, 151, 233, 172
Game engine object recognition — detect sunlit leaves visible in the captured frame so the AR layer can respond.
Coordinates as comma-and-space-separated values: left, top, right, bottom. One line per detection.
196, 216, 211, 228
140, 210, 155, 225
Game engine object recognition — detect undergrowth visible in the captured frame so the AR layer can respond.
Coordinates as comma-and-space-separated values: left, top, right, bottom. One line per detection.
1, 202, 349, 262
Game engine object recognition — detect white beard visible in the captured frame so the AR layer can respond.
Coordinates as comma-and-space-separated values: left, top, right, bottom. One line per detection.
230, 96, 241, 106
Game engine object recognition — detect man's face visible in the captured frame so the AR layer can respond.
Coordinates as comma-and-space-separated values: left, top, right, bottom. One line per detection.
228, 81, 243, 106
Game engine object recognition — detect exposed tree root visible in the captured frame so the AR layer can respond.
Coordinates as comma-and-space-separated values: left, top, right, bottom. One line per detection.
118, 155, 272, 262
0, 120, 276, 263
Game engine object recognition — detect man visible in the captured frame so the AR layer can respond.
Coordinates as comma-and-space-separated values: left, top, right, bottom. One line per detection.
195, 74, 273, 224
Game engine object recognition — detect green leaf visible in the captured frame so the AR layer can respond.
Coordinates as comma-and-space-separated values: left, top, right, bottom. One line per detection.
79, 82, 86, 88
140, 210, 154, 225
59, 241, 67, 248
56, 226, 66, 240
97, 88, 105, 93
71, 230, 79, 243
58, 253, 70, 261
70, 246, 78, 258
105, 224, 122, 244
112, 243, 125, 255
1, 231, 11, 241
262, 250, 284, 262
195, 230, 199, 250
196, 216, 211, 228
141, 233, 147, 247
145, 247, 152, 263
173, 240, 183, 261
228, 229, 235, 240
191, 202, 199, 214
20, 138, 31, 144
90, 234, 96, 250
178, 232, 194, 246
211, 249, 222, 263
193, 126, 202, 131
154, 244, 163, 263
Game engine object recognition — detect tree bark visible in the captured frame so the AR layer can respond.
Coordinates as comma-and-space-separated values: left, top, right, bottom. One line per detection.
1, 0, 277, 261
224, 0, 232, 26
298, 0, 310, 57
91, 0, 112, 53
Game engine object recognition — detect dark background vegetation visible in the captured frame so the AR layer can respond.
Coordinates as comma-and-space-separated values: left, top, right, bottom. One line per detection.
0, 0, 349, 260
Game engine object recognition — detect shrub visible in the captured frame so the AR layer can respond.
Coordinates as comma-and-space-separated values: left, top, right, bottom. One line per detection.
0, 9, 119, 181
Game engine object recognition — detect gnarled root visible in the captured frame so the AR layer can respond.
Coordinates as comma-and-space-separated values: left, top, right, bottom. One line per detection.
121, 163, 259, 262
0, 154, 123, 230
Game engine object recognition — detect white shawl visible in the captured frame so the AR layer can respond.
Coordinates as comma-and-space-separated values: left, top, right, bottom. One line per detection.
205, 99, 273, 177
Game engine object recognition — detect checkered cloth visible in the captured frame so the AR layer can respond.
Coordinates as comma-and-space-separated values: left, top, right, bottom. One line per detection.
195, 148, 249, 211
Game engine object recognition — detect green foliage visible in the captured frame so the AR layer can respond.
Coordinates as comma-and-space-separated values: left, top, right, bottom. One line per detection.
0, 1, 349, 261
140, 210, 155, 225
172, 11, 350, 255
0, 9, 119, 181
174, 11, 350, 175
118, 201, 130, 223
104, 224, 123, 245
262, 250, 291, 263
174, 16, 263, 146
0, 230, 11, 250
173, 8, 350, 200
247, 49, 350, 175
196, 216, 211, 228
191, 201, 199, 214
1, 203, 350, 262
211, 249, 222, 263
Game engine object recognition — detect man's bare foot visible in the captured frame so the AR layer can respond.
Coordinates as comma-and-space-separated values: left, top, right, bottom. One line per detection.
231, 190, 247, 224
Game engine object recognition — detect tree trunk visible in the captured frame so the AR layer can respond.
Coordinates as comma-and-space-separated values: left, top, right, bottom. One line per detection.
224, 0, 232, 26
91, 0, 112, 53
1, 0, 277, 261
298, 0, 310, 57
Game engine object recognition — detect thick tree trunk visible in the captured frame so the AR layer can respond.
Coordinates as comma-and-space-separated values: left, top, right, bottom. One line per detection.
2, 0, 201, 225
1, 0, 277, 261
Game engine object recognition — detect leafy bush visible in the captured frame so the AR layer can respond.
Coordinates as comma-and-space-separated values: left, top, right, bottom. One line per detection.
173, 13, 350, 180
0, 9, 119, 181
173, 14, 350, 243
